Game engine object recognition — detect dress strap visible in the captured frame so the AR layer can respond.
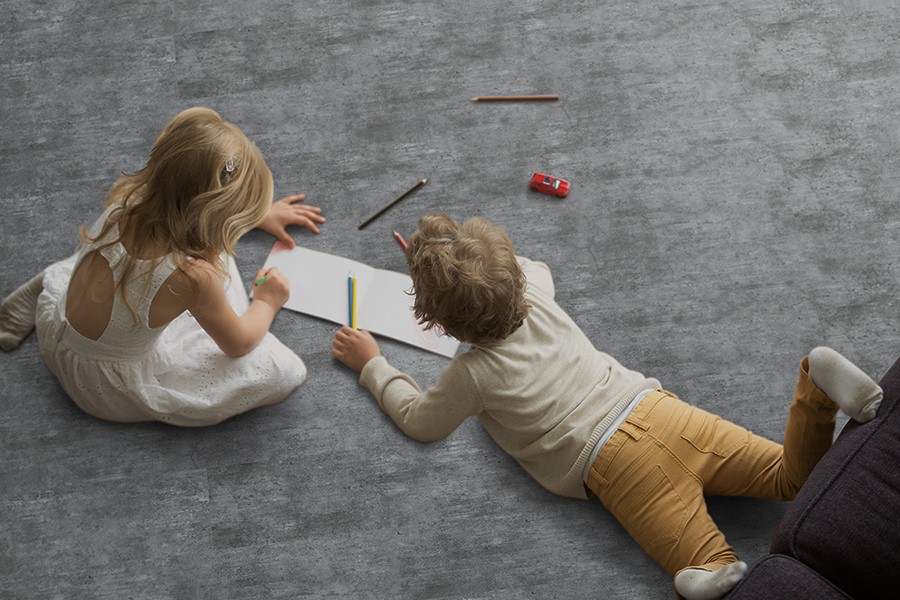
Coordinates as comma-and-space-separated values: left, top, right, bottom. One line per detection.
84, 221, 180, 326
118, 253, 179, 322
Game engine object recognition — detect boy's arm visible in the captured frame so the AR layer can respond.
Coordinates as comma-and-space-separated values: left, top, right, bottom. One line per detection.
517, 256, 555, 298
359, 355, 481, 443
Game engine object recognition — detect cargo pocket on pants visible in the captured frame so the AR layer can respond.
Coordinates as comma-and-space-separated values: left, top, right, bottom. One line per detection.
680, 410, 749, 458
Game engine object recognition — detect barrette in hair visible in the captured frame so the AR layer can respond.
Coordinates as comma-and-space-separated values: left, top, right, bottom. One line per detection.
225, 159, 235, 173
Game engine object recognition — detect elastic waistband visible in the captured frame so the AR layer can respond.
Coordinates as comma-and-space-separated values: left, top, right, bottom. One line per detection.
582, 388, 668, 483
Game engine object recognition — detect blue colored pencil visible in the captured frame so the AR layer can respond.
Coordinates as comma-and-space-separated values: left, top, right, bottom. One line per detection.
347, 275, 353, 326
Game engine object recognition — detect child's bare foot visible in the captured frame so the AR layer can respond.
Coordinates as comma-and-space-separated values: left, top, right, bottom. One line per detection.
0, 272, 44, 351
809, 347, 883, 423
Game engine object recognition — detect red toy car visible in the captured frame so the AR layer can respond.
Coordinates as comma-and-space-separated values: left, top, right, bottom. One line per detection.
529, 172, 570, 198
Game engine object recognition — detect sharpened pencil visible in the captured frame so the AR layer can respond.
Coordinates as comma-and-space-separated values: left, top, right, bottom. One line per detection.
358, 178, 428, 230
470, 95, 559, 102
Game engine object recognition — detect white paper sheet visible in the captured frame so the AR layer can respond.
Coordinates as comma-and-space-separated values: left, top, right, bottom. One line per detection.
256, 242, 460, 358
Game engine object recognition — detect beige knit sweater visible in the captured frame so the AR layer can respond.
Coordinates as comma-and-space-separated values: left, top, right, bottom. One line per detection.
358, 257, 659, 499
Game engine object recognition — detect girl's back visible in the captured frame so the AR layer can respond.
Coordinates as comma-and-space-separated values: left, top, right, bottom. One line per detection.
62, 208, 188, 352
65, 211, 189, 345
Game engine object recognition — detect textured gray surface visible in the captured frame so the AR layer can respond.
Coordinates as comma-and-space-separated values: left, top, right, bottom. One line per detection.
1, 1, 898, 598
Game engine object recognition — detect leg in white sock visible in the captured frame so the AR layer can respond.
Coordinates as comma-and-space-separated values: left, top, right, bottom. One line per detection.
808, 347, 883, 423
674, 561, 747, 600
0, 271, 45, 351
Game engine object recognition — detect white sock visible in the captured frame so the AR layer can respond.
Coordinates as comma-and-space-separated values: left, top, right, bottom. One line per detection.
808, 346, 883, 423
674, 561, 747, 600
0, 272, 44, 351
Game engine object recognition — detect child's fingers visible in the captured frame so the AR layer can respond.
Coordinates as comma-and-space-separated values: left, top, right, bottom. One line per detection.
283, 197, 323, 216
275, 230, 297, 248
332, 326, 352, 346
254, 267, 290, 292
297, 207, 325, 220
332, 327, 379, 372
296, 218, 320, 234
331, 328, 355, 359
285, 206, 324, 234
346, 326, 370, 340
279, 193, 325, 215
334, 326, 366, 348
293, 207, 325, 222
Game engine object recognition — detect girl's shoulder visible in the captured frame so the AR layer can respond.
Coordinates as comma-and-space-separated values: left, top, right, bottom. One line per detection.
170, 257, 229, 307
176, 257, 223, 286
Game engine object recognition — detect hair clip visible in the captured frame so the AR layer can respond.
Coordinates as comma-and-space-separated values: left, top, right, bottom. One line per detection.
224, 159, 235, 173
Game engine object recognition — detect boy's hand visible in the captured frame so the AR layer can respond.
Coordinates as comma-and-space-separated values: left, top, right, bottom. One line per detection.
258, 194, 326, 247
252, 267, 290, 310
332, 326, 381, 372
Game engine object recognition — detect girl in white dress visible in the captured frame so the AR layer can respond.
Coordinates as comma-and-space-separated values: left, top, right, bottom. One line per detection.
0, 107, 325, 426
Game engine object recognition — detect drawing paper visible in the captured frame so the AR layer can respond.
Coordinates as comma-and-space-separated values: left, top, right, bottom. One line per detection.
257, 242, 460, 358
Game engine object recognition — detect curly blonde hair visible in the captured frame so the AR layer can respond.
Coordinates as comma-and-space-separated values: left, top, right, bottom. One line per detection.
84, 107, 274, 320
406, 212, 528, 345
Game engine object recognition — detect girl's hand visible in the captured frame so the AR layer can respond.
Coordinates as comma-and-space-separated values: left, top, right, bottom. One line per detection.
252, 267, 290, 310
332, 326, 381, 372
258, 194, 326, 247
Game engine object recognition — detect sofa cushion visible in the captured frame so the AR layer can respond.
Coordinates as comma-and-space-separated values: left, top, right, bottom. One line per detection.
726, 554, 851, 599
770, 356, 900, 600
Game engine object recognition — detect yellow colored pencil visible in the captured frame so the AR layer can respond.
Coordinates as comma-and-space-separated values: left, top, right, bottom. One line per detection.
351, 276, 358, 330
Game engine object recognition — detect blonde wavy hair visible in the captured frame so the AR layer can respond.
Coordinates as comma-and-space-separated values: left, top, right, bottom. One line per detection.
406, 212, 528, 345
84, 107, 274, 319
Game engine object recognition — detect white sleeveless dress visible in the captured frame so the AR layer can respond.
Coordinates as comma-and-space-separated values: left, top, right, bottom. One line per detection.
34, 211, 307, 426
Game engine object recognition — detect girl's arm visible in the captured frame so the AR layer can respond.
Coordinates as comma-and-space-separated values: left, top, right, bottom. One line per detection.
332, 327, 480, 442
187, 262, 289, 358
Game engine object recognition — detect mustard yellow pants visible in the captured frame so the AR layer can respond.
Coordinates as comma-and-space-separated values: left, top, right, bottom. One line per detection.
585, 357, 837, 576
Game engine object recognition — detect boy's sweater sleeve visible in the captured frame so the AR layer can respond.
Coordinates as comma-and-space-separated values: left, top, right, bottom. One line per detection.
358, 355, 482, 443
517, 256, 554, 299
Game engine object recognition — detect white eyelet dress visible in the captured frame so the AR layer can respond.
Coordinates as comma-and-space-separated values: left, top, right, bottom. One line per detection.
34, 215, 307, 426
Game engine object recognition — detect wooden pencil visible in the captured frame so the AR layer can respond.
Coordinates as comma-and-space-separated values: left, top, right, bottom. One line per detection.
357, 178, 428, 230
470, 95, 560, 102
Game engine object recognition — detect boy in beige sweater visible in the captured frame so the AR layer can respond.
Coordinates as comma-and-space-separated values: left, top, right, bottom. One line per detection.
331, 212, 882, 600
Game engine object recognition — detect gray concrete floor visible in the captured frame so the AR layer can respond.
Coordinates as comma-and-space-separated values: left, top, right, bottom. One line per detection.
1, 1, 897, 598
